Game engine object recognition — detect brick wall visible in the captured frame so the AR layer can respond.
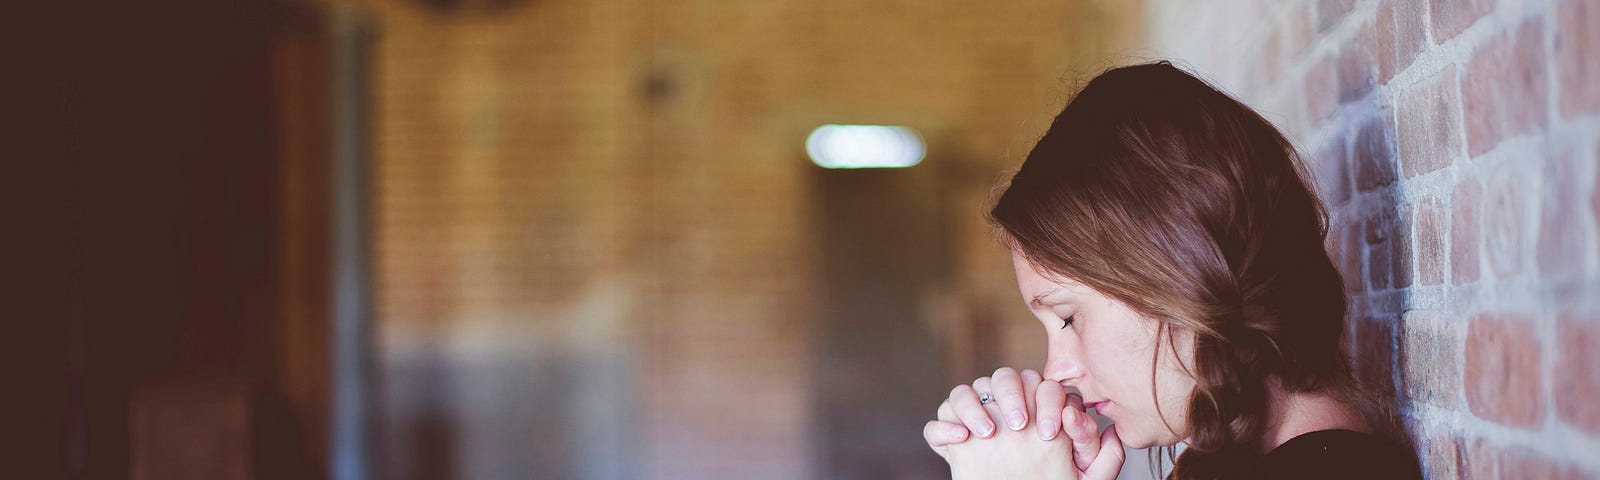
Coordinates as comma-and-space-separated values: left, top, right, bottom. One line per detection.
366, 0, 1141, 478
1143, 0, 1600, 477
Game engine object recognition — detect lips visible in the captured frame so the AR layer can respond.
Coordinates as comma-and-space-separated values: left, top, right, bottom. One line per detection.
1084, 400, 1110, 415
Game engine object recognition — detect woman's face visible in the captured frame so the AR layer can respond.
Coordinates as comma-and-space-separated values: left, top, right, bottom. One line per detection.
1011, 250, 1198, 448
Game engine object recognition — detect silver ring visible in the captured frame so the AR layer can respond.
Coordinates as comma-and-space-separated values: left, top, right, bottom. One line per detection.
978, 391, 995, 405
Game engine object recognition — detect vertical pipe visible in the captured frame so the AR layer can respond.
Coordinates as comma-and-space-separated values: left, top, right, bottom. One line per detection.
329, 8, 372, 480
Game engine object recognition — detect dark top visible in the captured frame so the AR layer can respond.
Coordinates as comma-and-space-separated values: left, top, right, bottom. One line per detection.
1253, 429, 1421, 479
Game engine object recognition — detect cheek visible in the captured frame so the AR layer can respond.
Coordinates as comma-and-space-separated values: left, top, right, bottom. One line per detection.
1086, 324, 1156, 391
1146, 336, 1199, 440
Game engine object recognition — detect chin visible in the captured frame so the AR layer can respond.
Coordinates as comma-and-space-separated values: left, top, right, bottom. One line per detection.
1116, 425, 1181, 450
1120, 433, 1157, 449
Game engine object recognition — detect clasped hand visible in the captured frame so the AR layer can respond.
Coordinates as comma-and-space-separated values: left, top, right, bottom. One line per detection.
924, 367, 1124, 480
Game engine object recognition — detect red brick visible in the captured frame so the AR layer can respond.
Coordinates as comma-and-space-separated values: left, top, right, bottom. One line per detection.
1538, 148, 1588, 276
1464, 313, 1544, 427
1337, 21, 1378, 103
1461, 19, 1551, 157
1431, 0, 1496, 42
1414, 196, 1446, 285
1353, 314, 1398, 395
1484, 167, 1530, 278
1318, 0, 1357, 33
1353, 111, 1397, 191
1393, 215, 1414, 289
1424, 434, 1462, 479
1556, 0, 1600, 117
1376, 0, 1428, 82
1363, 198, 1412, 290
1452, 178, 1483, 284
1339, 223, 1364, 292
1462, 439, 1590, 479
1401, 310, 1461, 406
1315, 138, 1351, 205
1306, 56, 1339, 123
1396, 65, 1462, 178
1364, 206, 1393, 290
1555, 313, 1600, 435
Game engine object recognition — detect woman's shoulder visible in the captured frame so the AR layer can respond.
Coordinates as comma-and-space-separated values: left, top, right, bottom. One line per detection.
1254, 429, 1421, 479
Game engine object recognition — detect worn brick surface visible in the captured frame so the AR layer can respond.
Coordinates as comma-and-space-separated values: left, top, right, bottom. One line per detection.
1146, 0, 1599, 475
1461, 20, 1550, 157
1484, 165, 1531, 278
1452, 177, 1484, 285
1463, 440, 1590, 479
1431, 0, 1496, 43
1555, 313, 1600, 435
1376, 0, 1427, 82
1557, 0, 1600, 118
1539, 147, 1589, 277
1395, 65, 1462, 178
1354, 110, 1398, 191
1464, 313, 1544, 427
1415, 196, 1446, 285
1402, 311, 1462, 408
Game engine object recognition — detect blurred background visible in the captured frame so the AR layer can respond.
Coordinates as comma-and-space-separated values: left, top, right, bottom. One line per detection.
20, 0, 1600, 478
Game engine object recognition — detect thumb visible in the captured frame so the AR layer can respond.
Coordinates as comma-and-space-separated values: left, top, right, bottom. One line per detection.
1082, 425, 1126, 480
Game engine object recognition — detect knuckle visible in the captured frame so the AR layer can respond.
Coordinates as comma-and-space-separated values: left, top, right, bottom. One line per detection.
960, 409, 988, 423
951, 384, 973, 397
1073, 417, 1096, 434
993, 366, 1017, 378
1105, 447, 1126, 462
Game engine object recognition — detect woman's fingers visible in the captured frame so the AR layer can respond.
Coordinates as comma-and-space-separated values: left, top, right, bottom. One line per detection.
1062, 403, 1102, 471
990, 367, 1029, 431
971, 376, 1003, 423
1081, 425, 1126, 480
1019, 369, 1043, 417
1034, 381, 1066, 440
1066, 391, 1085, 412
923, 419, 971, 448
937, 399, 958, 423
949, 383, 996, 438
1019, 369, 1043, 436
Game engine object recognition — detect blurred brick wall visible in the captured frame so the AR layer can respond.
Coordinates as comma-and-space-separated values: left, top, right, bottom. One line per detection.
1144, 0, 1600, 477
366, 0, 1141, 478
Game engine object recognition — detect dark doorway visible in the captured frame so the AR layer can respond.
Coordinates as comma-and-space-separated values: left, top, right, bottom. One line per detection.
811, 164, 953, 479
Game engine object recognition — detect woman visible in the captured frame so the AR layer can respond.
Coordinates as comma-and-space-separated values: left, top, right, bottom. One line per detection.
921, 62, 1420, 479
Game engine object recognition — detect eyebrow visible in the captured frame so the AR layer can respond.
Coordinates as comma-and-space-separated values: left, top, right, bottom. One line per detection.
1030, 286, 1067, 308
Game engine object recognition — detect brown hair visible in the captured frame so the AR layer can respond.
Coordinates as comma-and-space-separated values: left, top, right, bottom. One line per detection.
988, 62, 1357, 478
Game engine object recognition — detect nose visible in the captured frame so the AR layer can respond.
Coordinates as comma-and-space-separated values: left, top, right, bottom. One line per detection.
1050, 365, 1085, 386
1042, 339, 1085, 384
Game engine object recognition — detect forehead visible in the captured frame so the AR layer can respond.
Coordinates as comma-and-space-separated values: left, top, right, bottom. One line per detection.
1009, 250, 1088, 302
